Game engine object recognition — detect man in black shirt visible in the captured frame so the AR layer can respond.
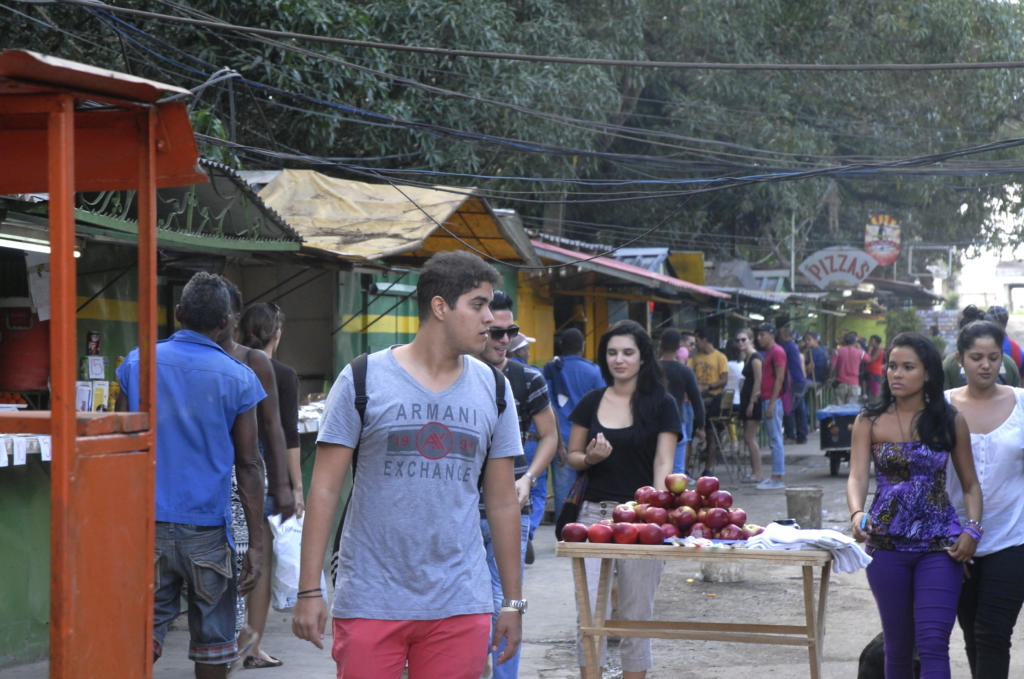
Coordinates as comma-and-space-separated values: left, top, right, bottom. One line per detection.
659, 329, 704, 474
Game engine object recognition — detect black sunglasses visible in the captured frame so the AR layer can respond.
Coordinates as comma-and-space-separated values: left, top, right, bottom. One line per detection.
488, 325, 520, 340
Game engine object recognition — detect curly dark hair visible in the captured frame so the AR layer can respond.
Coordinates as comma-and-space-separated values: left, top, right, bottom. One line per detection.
597, 320, 667, 435
177, 272, 230, 333
956, 319, 1004, 356
863, 331, 956, 451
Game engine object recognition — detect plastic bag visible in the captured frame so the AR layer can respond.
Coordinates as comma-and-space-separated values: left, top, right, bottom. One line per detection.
268, 513, 326, 610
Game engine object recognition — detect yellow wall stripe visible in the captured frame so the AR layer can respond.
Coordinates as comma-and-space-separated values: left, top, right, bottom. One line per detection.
340, 314, 420, 334
75, 297, 167, 323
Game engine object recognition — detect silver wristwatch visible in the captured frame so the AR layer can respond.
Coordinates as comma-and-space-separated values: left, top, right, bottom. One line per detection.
523, 472, 538, 488
501, 598, 528, 614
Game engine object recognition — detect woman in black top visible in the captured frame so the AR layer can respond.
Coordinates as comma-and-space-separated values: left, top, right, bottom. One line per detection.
736, 327, 765, 483
567, 320, 681, 678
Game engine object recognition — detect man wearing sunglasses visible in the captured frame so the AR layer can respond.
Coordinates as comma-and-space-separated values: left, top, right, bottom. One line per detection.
476, 290, 558, 679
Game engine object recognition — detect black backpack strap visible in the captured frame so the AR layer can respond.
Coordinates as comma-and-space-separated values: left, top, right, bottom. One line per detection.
330, 353, 368, 580
491, 363, 507, 416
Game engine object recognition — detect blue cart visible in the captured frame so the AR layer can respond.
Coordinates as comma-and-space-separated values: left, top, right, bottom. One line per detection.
816, 404, 861, 476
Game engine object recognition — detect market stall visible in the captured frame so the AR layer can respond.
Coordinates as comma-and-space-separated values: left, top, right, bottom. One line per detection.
556, 542, 833, 679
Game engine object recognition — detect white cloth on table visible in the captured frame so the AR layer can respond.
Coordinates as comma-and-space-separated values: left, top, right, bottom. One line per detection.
745, 522, 872, 573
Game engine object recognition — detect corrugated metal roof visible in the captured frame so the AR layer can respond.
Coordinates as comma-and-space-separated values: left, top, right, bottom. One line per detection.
532, 240, 729, 299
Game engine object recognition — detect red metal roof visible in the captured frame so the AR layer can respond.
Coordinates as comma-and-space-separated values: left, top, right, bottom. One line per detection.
531, 240, 729, 299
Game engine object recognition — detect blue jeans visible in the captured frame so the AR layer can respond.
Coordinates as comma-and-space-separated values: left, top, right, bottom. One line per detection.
783, 381, 809, 442
672, 439, 688, 474
551, 458, 578, 521
522, 438, 546, 539
763, 399, 785, 477
153, 522, 237, 665
481, 515, 530, 678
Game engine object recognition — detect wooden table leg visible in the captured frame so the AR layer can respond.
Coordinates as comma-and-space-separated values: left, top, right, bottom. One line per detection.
802, 564, 822, 679
572, 556, 601, 679
817, 564, 831, 656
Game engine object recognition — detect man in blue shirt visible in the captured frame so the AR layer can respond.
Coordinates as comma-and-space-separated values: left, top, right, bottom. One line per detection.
117, 272, 267, 678
779, 326, 808, 444
542, 328, 605, 519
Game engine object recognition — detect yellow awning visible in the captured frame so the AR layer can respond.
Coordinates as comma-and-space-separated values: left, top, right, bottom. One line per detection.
258, 169, 536, 263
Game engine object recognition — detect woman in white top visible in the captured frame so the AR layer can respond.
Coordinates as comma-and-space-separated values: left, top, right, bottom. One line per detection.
945, 319, 1024, 679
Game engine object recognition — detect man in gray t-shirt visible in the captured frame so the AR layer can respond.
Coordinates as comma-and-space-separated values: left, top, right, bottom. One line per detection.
293, 251, 526, 679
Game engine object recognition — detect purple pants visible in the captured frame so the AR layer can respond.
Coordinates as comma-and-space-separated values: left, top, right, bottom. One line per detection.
866, 549, 963, 679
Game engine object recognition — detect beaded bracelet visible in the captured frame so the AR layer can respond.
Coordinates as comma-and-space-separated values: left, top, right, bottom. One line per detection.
965, 519, 984, 535
962, 526, 982, 542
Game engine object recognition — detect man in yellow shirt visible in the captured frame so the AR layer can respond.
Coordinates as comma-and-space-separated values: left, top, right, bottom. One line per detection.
690, 328, 728, 475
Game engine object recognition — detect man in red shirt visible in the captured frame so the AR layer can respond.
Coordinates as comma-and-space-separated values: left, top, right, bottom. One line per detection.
830, 332, 866, 405
755, 323, 787, 490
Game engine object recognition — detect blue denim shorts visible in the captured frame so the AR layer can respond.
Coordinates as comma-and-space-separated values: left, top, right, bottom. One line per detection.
153, 522, 237, 665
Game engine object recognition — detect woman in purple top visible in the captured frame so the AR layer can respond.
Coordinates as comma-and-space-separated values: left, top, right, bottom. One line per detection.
847, 332, 983, 678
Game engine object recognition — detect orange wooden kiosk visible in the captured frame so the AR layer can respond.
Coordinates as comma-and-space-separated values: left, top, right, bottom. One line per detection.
0, 50, 205, 679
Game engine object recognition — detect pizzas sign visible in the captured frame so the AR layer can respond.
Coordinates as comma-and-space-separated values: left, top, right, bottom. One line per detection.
798, 247, 877, 290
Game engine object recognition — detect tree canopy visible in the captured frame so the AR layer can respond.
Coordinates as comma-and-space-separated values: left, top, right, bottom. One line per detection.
5, 0, 1024, 272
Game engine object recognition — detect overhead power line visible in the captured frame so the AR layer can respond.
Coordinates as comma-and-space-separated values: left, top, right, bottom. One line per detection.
57, 0, 1024, 73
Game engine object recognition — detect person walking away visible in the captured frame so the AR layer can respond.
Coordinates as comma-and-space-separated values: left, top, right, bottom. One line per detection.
780, 326, 809, 444
848, 331, 982, 679
864, 335, 885, 403
691, 327, 728, 475
542, 328, 605, 520
942, 306, 1021, 389
736, 329, 764, 484
218, 282, 296, 670
292, 251, 525, 679
830, 332, 866, 405
755, 323, 787, 490
566, 320, 681, 679
116, 272, 267, 679
945, 319, 1024, 678
476, 290, 558, 678
237, 301, 303, 669
804, 332, 829, 414
658, 328, 704, 474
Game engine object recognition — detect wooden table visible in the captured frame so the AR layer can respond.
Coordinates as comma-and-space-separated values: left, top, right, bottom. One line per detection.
556, 542, 833, 679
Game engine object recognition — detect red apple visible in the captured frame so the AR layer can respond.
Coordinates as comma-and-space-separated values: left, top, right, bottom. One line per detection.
671, 505, 697, 529
689, 523, 712, 539
679, 489, 701, 509
744, 523, 765, 536
697, 507, 709, 523
739, 528, 752, 540
696, 475, 720, 496
634, 485, 657, 504
660, 523, 680, 539
650, 489, 674, 508
561, 522, 588, 542
706, 507, 730, 530
665, 472, 689, 494
598, 518, 613, 526
612, 522, 639, 544
634, 503, 651, 522
719, 524, 743, 540
727, 507, 747, 526
588, 522, 614, 543
637, 523, 666, 545
709, 490, 733, 509
646, 506, 668, 525
612, 504, 637, 524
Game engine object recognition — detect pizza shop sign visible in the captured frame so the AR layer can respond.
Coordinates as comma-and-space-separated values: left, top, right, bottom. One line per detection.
798, 247, 877, 290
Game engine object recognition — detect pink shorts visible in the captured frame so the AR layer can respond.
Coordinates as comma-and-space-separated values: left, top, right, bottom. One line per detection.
332, 614, 491, 679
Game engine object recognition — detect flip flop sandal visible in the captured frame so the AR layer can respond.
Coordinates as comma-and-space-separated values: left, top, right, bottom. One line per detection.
227, 628, 260, 677
243, 654, 283, 669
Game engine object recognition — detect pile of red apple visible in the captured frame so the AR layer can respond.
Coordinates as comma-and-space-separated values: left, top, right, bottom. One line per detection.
561, 473, 765, 545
